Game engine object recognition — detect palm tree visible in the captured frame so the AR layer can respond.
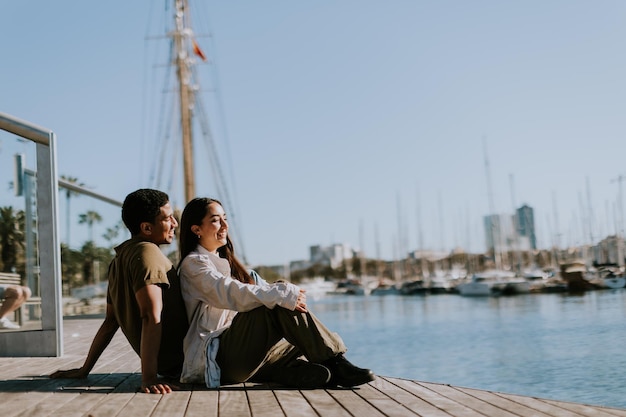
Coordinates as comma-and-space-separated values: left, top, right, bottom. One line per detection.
60, 176, 85, 247
0, 206, 25, 273
78, 210, 103, 243
102, 220, 124, 246
61, 243, 83, 295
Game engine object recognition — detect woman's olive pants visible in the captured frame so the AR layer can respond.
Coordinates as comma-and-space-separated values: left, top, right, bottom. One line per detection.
215, 306, 347, 383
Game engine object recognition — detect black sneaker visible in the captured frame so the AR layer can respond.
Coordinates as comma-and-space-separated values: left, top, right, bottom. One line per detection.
270, 360, 331, 389
322, 354, 375, 387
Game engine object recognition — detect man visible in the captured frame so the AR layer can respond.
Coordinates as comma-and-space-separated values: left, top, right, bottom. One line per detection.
51, 189, 188, 394
0, 284, 31, 329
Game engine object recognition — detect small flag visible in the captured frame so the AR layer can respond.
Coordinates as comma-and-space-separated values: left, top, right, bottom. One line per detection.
192, 39, 207, 62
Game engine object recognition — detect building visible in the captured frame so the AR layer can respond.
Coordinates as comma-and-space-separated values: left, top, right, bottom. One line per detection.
592, 235, 625, 266
310, 243, 355, 269
483, 213, 514, 252
516, 204, 537, 250
484, 204, 537, 253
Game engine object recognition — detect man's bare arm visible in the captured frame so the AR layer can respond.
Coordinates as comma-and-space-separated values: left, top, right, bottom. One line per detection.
136, 284, 175, 394
50, 303, 119, 379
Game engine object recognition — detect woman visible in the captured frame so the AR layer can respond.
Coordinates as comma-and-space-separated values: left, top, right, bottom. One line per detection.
177, 197, 374, 389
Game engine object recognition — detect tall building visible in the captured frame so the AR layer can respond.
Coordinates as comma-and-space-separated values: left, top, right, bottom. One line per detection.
483, 214, 514, 252
516, 204, 537, 250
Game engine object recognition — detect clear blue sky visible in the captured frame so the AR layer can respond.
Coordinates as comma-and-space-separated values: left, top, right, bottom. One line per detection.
2, 1, 626, 266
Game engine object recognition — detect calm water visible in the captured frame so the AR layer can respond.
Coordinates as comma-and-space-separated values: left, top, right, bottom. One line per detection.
308, 289, 626, 409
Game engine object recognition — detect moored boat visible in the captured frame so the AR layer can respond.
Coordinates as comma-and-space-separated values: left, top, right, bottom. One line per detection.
592, 266, 626, 289
370, 279, 401, 295
327, 279, 367, 295
456, 270, 529, 296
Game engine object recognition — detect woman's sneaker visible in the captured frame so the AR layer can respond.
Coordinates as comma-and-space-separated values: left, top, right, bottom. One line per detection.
0, 317, 20, 329
322, 354, 375, 387
270, 360, 331, 389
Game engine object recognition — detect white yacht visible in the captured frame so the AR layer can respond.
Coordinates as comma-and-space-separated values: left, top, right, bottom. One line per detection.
456, 270, 530, 296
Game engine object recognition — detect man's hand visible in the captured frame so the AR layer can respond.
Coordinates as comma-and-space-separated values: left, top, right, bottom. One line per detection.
140, 378, 178, 394
50, 367, 89, 379
49, 303, 119, 382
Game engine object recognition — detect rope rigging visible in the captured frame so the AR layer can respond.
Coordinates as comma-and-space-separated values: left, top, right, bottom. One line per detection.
142, 0, 247, 262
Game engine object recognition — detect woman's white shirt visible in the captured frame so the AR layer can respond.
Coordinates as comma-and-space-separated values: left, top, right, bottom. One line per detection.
178, 244, 300, 387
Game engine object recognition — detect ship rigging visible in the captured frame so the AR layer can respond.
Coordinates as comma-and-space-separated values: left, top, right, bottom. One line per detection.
142, 0, 245, 259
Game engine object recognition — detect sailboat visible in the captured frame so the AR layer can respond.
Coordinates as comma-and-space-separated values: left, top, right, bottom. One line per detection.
456, 140, 531, 296
456, 269, 530, 296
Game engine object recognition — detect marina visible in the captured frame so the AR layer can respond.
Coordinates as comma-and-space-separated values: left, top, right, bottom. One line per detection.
3, 3, 626, 416
300, 260, 626, 298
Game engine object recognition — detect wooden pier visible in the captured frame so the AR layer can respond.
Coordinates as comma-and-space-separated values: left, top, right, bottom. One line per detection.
1, 318, 625, 417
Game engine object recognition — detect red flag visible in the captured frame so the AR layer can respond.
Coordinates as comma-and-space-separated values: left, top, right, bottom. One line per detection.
192, 39, 207, 62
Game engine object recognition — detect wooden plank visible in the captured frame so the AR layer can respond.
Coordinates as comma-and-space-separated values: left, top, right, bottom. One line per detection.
369, 377, 450, 417
14, 392, 92, 417
217, 388, 252, 417
595, 407, 626, 417
502, 392, 624, 417
420, 382, 523, 417
151, 391, 192, 417
356, 381, 422, 417
82, 392, 134, 417
454, 386, 554, 417
35, 392, 111, 417
185, 389, 220, 417
300, 388, 353, 417
5, 392, 56, 417
543, 398, 626, 417
113, 393, 162, 417
387, 378, 487, 417
273, 389, 320, 417
245, 386, 285, 417
327, 387, 387, 417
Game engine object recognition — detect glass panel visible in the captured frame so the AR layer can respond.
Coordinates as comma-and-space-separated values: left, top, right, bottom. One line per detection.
1, 130, 125, 331
59, 183, 124, 317
0, 132, 42, 331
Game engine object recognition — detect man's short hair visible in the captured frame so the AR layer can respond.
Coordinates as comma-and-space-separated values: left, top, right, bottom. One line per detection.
122, 189, 170, 235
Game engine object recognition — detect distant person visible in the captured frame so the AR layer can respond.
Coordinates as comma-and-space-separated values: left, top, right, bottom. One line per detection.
51, 189, 188, 394
0, 284, 31, 329
177, 197, 375, 388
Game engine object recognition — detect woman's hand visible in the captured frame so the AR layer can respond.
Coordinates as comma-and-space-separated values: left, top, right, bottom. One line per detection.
295, 289, 308, 313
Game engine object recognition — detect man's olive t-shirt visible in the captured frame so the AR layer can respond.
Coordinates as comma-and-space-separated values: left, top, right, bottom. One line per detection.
107, 237, 187, 377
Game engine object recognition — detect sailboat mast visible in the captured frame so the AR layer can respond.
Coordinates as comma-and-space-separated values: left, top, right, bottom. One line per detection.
173, 0, 196, 202
483, 139, 502, 270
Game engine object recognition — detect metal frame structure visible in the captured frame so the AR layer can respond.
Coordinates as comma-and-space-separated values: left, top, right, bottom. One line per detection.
0, 111, 63, 356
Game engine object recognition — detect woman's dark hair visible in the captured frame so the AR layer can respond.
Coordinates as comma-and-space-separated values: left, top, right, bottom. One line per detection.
178, 197, 253, 284
122, 189, 169, 235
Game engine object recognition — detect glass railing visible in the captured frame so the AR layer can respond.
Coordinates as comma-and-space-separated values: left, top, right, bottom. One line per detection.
56, 181, 124, 318
0, 123, 126, 331
0, 134, 42, 330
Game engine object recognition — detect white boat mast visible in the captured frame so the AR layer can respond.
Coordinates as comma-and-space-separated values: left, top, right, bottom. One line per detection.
483, 139, 502, 270
611, 174, 625, 267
